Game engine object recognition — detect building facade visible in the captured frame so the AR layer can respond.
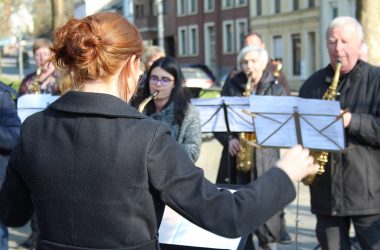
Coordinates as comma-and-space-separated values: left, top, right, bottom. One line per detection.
249, 0, 356, 91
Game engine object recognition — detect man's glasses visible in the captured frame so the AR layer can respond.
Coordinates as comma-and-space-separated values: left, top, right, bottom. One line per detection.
149, 75, 174, 86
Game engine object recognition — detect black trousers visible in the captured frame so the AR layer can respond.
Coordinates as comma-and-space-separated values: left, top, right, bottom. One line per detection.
316, 214, 380, 250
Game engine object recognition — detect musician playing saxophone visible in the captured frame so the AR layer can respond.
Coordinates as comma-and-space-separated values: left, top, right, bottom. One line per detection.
18, 38, 60, 97
299, 16, 380, 249
134, 56, 202, 162
214, 45, 287, 250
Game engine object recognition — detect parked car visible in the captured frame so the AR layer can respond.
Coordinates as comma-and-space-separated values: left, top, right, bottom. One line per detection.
181, 64, 218, 98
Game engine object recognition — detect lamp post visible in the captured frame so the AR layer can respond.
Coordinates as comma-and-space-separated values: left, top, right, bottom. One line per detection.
156, 0, 164, 48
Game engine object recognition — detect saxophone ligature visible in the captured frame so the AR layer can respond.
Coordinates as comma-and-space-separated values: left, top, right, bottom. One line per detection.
236, 72, 256, 172
302, 60, 342, 185
28, 67, 42, 94
138, 91, 159, 113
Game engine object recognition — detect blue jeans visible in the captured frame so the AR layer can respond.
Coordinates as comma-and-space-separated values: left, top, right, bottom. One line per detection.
0, 223, 8, 250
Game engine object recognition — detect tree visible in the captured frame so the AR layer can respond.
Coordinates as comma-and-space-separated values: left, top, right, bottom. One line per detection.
356, 0, 380, 66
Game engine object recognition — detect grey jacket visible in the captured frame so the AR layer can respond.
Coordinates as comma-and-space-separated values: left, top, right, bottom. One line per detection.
1, 91, 296, 250
149, 103, 201, 162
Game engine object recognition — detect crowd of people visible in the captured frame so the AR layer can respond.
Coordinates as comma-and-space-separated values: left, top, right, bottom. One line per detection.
0, 12, 379, 250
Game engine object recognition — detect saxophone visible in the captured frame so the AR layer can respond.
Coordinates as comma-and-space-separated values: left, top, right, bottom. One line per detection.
28, 67, 42, 94
302, 60, 342, 185
138, 91, 159, 113
236, 72, 256, 172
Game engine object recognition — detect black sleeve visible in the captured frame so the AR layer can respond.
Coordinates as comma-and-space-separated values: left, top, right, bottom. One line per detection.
148, 124, 296, 238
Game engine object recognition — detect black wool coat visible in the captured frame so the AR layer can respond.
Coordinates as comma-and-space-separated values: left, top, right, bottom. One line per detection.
0, 91, 296, 250
299, 60, 380, 216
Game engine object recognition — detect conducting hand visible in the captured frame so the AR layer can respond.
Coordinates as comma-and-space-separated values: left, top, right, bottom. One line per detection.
276, 145, 319, 182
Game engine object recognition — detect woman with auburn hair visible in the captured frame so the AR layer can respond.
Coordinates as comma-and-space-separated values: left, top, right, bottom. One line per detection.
0, 12, 318, 250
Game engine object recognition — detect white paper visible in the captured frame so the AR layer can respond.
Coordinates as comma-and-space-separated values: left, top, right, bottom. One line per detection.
17, 94, 59, 123
191, 97, 254, 132
249, 95, 345, 151
159, 206, 241, 249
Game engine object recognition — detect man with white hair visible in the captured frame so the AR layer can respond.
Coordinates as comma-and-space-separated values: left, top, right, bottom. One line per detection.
299, 16, 380, 249
215, 45, 287, 249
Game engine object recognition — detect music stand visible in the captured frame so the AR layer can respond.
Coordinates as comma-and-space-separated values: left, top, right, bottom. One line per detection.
191, 97, 254, 184
246, 95, 345, 250
247, 95, 345, 151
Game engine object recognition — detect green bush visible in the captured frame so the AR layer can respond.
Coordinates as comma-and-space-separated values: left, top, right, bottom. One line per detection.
0, 77, 21, 91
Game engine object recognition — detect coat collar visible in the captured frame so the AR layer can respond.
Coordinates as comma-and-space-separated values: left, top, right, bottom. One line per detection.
49, 91, 144, 119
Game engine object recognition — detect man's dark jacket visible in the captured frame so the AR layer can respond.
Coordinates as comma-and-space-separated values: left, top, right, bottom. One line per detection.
299, 60, 380, 216
0, 91, 296, 249
0, 82, 21, 186
214, 70, 287, 242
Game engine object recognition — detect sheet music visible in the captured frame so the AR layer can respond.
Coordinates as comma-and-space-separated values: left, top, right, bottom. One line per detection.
159, 206, 241, 249
249, 95, 345, 151
191, 97, 254, 132
17, 94, 59, 122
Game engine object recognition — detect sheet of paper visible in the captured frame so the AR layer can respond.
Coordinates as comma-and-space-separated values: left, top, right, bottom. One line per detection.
191, 97, 254, 132
249, 95, 345, 151
17, 94, 59, 122
159, 206, 241, 249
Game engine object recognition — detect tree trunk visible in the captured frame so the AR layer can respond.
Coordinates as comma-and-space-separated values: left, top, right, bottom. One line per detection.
357, 0, 380, 66
51, 0, 65, 30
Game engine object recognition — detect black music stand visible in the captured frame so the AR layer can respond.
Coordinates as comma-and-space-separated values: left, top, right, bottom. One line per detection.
246, 95, 346, 250
191, 97, 254, 184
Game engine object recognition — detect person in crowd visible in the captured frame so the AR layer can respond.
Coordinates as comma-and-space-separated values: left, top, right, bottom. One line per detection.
226, 32, 291, 95
18, 38, 60, 97
134, 56, 202, 162
299, 16, 380, 250
17, 37, 61, 250
243, 32, 293, 245
214, 45, 288, 249
0, 12, 318, 250
0, 81, 21, 250
141, 45, 166, 72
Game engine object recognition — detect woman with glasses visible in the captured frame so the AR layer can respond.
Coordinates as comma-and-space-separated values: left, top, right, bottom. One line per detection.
135, 56, 202, 162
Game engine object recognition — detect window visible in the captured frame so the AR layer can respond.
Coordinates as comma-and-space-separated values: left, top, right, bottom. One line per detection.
134, 4, 144, 19
235, 0, 247, 7
222, 0, 234, 9
177, 0, 186, 16
274, 0, 281, 13
273, 36, 283, 62
177, 0, 197, 16
256, 0, 262, 16
178, 27, 187, 56
309, 0, 315, 8
149, 0, 154, 16
332, 7, 338, 18
292, 34, 301, 76
189, 25, 199, 55
204, 0, 214, 12
293, 0, 299, 10
235, 19, 247, 52
189, 0, 197, 14
223, 21, 234, 54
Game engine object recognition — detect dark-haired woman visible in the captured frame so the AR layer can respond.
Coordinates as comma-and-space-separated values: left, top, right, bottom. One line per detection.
0, 12, 318, 250
135, 57, 201, 162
